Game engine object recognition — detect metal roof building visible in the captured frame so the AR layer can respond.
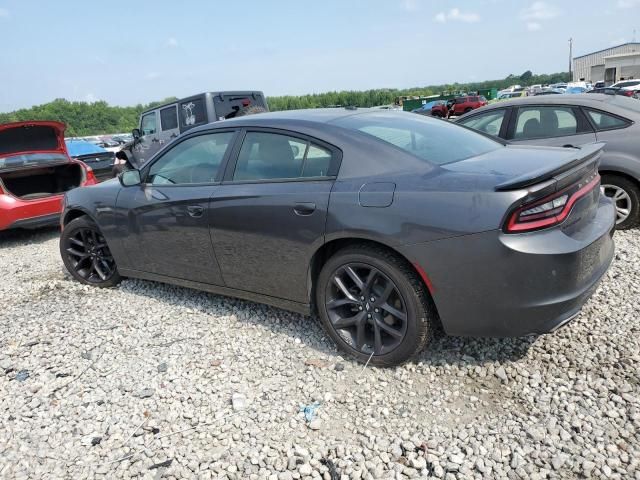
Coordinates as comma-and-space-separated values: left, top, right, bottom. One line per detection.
573, 42, 640, 84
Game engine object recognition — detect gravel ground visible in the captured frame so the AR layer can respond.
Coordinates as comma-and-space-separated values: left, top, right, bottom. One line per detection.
0, 227, 639, 480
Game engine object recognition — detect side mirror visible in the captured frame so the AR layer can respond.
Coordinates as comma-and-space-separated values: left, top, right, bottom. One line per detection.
119, 169, 141, 187
132, 128, 141, 140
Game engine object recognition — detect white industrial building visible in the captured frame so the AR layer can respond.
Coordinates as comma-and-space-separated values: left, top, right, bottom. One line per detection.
572, 42, 640, 85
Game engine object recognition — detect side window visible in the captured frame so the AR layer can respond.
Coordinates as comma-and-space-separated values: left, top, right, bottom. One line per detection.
470, 96, 478, 102
585, 109, 630, 130
160, 106, 178, 131
147, 132, 234, 185
233, 132, 332, 181
180, 98, 207, 128
514, 106, 577, 139
140, 113, 157, 135
458, 110, 506, 137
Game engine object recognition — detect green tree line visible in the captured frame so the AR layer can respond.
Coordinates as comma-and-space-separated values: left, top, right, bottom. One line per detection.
0, 71, 569, 136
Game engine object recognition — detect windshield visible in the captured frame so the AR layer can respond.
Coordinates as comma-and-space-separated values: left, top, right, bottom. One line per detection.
333, 112, 501, 165
0, 153, 69, 169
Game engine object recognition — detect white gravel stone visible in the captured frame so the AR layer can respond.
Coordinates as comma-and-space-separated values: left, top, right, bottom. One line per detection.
0, 228, 638, 479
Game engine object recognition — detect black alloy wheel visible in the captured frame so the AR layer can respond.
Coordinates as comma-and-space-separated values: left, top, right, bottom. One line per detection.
317, 245, 433, 366
326, 263, 408, 356
60, 216, 122, 287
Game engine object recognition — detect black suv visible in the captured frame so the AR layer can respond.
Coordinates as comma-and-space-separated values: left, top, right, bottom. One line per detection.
116, 91, 268, 170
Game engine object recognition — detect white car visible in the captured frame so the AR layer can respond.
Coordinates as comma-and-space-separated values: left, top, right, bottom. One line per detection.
611, 79, 640, 89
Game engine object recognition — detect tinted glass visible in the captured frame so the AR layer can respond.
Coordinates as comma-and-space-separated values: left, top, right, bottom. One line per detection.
458, 110, 506, 137
141, 113, 156, 135
514, 107, 577, 139
160, 106, 178, 131
234, 132, 310, 180
335, 112, 501, 165
302, 144, 332, 177
586, 109, 629, 130
180, 98, 207, 128
147, 132, 233, 185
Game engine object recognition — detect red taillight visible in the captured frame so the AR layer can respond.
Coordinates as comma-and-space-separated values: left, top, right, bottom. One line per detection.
505, 174, 601, 233
622, 90, 634, 97
82, 164, 98, 186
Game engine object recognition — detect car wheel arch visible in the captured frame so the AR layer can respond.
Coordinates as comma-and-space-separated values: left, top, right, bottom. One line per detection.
62, 208, 93, 227
307, 237, 439, 317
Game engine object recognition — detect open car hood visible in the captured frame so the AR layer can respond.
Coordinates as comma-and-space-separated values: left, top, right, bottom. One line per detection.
0, 121, 68, 158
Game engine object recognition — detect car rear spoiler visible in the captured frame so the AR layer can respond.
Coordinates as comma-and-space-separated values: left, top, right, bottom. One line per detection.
494, 143, 604, 191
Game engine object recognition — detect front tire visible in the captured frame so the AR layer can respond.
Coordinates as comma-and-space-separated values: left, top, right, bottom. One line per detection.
601, 174, 640, 229
60, 216, 122, 287
316, 245, 434, 366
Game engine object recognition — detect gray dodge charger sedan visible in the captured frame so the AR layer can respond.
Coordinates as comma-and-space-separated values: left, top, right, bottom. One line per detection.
59, 109, 615, 366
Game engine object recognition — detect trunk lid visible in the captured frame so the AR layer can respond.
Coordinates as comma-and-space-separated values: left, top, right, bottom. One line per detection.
0, 121, 69, 171
443, 143, 603, 191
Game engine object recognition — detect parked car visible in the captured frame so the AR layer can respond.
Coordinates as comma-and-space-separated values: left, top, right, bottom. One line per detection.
118, 91, 268, 170
0, 121, 97, 231
534, 88, 564, 95
60, 109, 614, 366
411, 100, 448, 117
565, 86, 588, 94
610, 79, 640, 90
65, 139, 115, 182
448, 95, 488, 116
455, 94, 640, 228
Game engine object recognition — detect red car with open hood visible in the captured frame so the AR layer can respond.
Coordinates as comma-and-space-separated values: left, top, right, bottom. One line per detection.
0, 121, 97, 231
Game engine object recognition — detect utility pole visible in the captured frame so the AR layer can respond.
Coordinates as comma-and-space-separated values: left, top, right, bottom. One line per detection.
568, 37, 573, 81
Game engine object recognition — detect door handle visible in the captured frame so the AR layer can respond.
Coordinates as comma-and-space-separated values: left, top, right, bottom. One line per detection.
293, 202, 316, 216
151, 138, 160, 143
563, 144, 578, 149
187, 205, 204, 218
170, 133, 178, 139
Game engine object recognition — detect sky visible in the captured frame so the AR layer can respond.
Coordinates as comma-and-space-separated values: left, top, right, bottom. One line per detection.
0, 0, 638, 112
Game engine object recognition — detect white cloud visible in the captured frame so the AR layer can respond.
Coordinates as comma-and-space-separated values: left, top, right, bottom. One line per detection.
401, 0, 420, 12
166, 37, 178, 48
617, 0, 640, 8
0, 8, 9, 18
85, 93, 96, 103
527, 22, 542, 31
433, 7, 480, 23
520, 2, 560, 20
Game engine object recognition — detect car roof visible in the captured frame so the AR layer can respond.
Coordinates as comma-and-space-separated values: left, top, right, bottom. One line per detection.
461, 93, 640, 117
186, 108, 395, 132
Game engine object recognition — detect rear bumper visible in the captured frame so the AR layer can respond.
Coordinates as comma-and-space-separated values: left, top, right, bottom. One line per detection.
0, 193, 63, 231
399, 195, 615, 337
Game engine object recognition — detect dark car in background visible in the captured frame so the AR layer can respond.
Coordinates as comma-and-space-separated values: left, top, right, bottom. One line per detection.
60, 109, 614, 366
118, 91, 268, 170
455, 94, 640, 228
65, 139, 115, 182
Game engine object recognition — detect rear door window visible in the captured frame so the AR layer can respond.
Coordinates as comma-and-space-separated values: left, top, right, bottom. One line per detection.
232, 132, 332, 181
160, 106, 178, 131
513, 106, 578, 139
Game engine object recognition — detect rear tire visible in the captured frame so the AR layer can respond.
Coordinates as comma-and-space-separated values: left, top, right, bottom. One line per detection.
236, 105, 267, 117
316, 245, 434, 366
601, 174, 640, 229
464, 107, 473, 113
60, 216, 122, 287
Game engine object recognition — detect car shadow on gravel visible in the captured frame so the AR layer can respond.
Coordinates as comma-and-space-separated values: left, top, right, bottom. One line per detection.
0, 227, 59, 248
416, 331, 537, 367
118, 278, 536, 366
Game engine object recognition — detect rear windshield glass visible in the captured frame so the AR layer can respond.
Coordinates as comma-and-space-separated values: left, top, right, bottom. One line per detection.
334, 112, 501, 165
0, 153, 68, 169
213, 93, 268, 120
